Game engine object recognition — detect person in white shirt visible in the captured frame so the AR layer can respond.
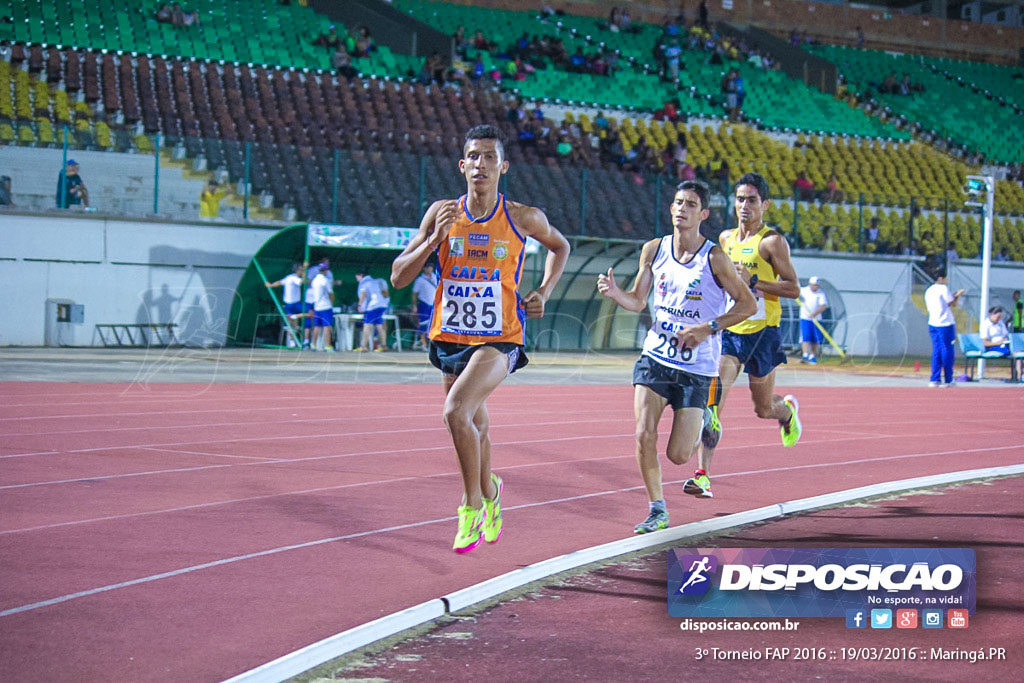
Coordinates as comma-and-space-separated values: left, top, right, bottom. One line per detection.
411, 263, 438, 350
303, 257, 338, 349
309, 266, 336, 351
265, 262, 305, 347
356, 270, 389, 352
924, 271, 964, 386
798, 276, 828, 364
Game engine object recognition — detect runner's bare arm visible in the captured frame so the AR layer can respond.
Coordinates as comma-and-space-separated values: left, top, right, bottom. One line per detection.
391, 199, 459, 288
677, 246, 756, 351
597, 239, 659, 313
756, 232, 800, 299
510, 204, 571, 319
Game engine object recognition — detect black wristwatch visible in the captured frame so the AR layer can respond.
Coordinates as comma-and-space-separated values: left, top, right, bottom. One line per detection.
748, 274, 759, 291
708, 319, 720, 334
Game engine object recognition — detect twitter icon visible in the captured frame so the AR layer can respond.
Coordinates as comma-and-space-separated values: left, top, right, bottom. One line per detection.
870, 609, 892, 629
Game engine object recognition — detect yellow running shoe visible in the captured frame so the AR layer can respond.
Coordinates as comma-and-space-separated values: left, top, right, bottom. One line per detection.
781, 395, 802, 447
482, 473, 503, 544
452, 505, 486, 554
683, 469, 714, 498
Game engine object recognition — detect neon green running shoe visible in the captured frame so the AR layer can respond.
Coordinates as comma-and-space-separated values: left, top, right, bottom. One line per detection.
482, 473, 503, 544
683, 470, 714, 498
633, 509, 669, 534
780, 395, 802, 447
701, 405, 722, 449
452, 504, 486, 554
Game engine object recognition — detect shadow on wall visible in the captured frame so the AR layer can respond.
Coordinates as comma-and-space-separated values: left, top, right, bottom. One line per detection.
132, 246, 248, 347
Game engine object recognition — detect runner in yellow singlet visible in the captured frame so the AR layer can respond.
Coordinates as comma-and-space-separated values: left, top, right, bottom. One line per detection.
682, 172, 803, 500
391, 125, 570, 554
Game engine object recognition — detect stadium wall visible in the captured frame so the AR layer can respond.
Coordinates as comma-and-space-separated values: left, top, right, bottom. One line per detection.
0, 213, 277, 347
3, 214, 1019, 355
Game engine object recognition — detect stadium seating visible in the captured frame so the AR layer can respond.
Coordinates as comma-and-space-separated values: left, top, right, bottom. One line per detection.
1, 1, 1022, 257
394, 0, 905, 138
808, 44, 1024, 165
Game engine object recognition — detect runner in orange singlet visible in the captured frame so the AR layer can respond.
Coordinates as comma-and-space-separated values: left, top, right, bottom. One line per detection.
391, 125, 570, 554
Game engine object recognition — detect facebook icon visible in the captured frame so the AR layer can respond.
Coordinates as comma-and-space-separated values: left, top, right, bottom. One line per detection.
846, 609, 867, 629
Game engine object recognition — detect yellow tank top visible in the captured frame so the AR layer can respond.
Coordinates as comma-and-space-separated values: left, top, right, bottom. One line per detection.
721, 225, 781, 333
429, 194, 528, 345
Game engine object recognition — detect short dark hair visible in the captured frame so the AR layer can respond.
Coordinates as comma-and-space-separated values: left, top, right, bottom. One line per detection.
935, 268, 947, 279
989, 306, 1002, 315
677, 179, 711, 211
734, 172, 770, 201
464, 124, 505, 160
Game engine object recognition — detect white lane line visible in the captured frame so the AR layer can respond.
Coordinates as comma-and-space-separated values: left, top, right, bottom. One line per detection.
3, 421, 1020, 490
0, 431, 632, 490
0, 386, 612, 411
4, 454, 1022, 619
0, 409, 626, 439
0, 454, 632, 535
139, 447, 279, 461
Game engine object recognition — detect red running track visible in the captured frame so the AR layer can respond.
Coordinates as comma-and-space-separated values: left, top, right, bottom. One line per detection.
0, 382, 1022, 681
344, 476, 1024, 682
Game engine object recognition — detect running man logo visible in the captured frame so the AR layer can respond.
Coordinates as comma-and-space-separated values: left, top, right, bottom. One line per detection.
676, 555, 718, 595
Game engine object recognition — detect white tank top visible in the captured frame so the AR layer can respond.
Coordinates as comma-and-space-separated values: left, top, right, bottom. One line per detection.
641, 236, 727, 377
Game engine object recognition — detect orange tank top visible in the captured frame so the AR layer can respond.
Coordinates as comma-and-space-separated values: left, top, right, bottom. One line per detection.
429, 194, 528, 345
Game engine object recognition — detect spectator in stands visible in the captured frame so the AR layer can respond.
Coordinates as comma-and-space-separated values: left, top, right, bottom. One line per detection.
793, 171, 815, 201
945, 244, 959, 265
171, 3, 185, 27
56, 159, 88, 209
332, 46, 357, 80
821, 225, 837, 251
472, 29, 494, 52
820, 173, 843, 203
671, 136, 688, 167
722, 68, 740, 120
662, 39, 682, 81
995, 246, 1011, 262
199, 179, 231, 220
0, 175, 12, 206
569, 47, 587, 73
699, 0, 709, 29
607, 7, 621, 33
595, 111, 609, 130
864, 216, 889, 253
600, 127, 625, 167
314, 25, 341, 51
856, 26, 865, 48
355, 26, 376, 58
619, 8, 632, 32
899, 73, 912, 96
156, 4, 173, 23
453, 25, 470, 57
469, 56, 485, 86
747, 49, 763, 69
